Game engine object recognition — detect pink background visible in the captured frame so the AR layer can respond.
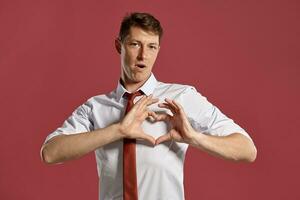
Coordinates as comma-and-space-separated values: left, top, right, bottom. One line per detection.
1, 0, 299, 199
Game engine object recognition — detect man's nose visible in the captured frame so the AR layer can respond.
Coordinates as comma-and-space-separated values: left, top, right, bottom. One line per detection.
137, 47, 147, 60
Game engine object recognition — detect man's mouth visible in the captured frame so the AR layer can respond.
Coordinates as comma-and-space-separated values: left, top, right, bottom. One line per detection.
135, 64, 146, 68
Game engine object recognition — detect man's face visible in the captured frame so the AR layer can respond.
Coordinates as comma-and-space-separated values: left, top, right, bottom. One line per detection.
117, 26, 160, 85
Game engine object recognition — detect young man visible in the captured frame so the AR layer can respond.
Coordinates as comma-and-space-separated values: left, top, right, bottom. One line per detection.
41, 12, 257, 200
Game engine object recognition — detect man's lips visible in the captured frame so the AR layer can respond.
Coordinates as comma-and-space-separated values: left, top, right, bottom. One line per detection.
135, 64, 146, 68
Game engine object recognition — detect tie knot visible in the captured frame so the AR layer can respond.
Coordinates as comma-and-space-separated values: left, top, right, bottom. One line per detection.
124, 90, 143, 102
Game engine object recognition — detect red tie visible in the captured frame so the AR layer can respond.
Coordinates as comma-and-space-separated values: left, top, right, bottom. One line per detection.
123, 91, 143, 200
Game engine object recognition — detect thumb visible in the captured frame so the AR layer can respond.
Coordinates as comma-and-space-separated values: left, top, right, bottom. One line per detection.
138, 132, 156, 146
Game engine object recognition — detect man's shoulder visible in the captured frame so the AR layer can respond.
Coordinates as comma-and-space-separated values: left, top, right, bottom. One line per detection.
155, 81, 197, 96
157, 81, 196, 92
83, 90, 117, 106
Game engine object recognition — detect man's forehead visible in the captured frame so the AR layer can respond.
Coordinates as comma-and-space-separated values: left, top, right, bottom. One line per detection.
126, 26, 159, 43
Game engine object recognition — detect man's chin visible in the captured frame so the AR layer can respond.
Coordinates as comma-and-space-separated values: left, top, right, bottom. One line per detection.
133, 73, 151, 83
122, 71, 151, 85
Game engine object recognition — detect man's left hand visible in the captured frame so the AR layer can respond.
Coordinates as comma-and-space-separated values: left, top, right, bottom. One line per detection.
153, 98, 198, 145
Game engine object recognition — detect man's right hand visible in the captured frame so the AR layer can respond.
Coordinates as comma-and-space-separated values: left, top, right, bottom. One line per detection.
118, 94, 159, 146
41, 95, 159, 164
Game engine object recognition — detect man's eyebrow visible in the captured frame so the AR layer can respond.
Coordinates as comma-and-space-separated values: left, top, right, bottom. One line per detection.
128, 39, 139, 42
148, 42, 159, 46
127, 39, 159, 46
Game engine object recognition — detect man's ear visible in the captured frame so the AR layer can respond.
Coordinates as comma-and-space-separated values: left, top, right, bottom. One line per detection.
115, 38, 121, 54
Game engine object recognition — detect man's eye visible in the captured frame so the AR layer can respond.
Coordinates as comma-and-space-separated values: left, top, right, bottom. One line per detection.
149, 45, 158, 50
130, 43, 139, 47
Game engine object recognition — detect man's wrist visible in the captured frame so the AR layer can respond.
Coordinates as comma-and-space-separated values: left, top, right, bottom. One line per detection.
112, 123, 126, 140
188, 130, 206, 147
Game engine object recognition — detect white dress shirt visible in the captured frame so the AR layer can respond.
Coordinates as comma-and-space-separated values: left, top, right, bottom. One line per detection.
45, 73, 251, 200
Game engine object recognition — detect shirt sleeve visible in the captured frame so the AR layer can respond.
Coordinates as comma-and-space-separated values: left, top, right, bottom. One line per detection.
44, 102, 93, 144
178, 86, 252, 140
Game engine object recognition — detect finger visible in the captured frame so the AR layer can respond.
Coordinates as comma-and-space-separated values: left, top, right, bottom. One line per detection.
146, 110, 158, 122
172, 100, 184, 113
146, 97, 159, 106
141, 94, 159, 109
151, 112, 171, 122
133, 95, 148, 110
155, 133, 172, 145
165, 98, 178, 113
171, 99, 181, 111
171, 100, 190, 124
134, 95, 147, 106
158, 103, 168, 108
136, 95, 152, 111
141, 110, 150, 120
158, 103, 176, 114
139, 94, 152, 108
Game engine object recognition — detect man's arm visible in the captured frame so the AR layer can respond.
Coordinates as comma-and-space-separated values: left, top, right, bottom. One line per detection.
155, 99, 257, 162
41, 95, 158, 164
41, 124, 122, 164
186, 132, 256, 162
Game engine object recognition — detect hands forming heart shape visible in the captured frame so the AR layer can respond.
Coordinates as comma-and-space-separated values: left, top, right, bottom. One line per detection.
119, 95, 197, 146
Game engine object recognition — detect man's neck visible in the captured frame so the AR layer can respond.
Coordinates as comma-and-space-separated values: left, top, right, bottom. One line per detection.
120, 77, 148, 93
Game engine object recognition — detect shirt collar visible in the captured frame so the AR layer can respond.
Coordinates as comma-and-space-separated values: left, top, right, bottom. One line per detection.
115, 73, 158, 102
